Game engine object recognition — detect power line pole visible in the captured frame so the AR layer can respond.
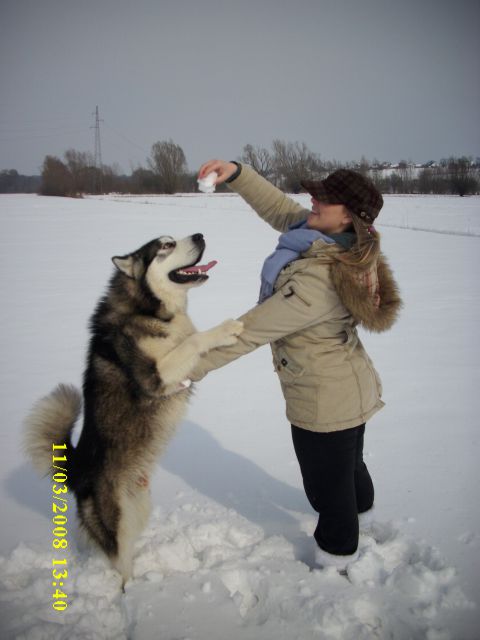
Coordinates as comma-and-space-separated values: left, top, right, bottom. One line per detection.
91, 106, 103, 193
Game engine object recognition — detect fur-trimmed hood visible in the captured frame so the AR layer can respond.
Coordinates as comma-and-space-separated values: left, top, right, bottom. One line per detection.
302, 239, 403, 333
330, 252, 402, 333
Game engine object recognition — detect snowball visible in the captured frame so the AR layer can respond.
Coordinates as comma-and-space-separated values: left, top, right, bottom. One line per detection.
197, 171, 217, 193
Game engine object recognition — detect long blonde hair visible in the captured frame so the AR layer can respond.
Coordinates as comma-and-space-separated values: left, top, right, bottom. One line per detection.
337, 213, 380, 268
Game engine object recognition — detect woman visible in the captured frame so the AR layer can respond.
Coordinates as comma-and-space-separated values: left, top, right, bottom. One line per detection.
190, 159, 402, 572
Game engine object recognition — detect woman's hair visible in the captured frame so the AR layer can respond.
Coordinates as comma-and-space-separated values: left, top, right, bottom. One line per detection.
337, 212, 380, 268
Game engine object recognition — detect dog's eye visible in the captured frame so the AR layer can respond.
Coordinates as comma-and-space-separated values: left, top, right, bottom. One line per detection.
157, 236, 176, 251
155, 241, 175, 259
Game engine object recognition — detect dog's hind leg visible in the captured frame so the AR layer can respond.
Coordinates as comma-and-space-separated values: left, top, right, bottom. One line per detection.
112, 483, 151, 587
78, 494, 120, 558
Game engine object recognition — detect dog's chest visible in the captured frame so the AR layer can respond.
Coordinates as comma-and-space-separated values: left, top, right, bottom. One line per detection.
165, 312, 195, 343
138, 313, 195, 360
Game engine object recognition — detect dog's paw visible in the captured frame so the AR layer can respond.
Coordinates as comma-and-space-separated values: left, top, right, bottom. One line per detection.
214, 319, 244, 347
223, 319, 244, 336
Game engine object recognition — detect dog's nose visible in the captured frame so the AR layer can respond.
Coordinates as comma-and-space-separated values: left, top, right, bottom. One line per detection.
192, 233, 204, 244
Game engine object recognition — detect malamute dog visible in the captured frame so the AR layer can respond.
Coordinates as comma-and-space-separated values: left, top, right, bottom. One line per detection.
24, 233, 242, 585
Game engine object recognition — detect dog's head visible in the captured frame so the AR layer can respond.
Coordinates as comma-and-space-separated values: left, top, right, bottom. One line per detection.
112, 234, 217, 300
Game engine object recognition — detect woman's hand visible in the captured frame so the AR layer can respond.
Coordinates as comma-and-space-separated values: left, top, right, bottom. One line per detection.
198, 159, 238, 185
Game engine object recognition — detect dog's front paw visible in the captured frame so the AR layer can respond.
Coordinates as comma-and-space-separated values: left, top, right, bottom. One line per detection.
214, 319, 244, 347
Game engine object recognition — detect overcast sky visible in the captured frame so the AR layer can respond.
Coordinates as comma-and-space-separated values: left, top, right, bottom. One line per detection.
1, 0, 479, 175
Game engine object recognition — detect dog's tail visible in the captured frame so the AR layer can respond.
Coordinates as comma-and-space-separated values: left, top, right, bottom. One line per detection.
23, 384, 82, 476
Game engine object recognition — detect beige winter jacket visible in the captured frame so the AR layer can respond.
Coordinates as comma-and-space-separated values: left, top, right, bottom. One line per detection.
191, 165, 402, 432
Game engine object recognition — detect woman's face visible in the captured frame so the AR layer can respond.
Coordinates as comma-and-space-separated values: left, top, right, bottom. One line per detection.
307, 198, 352, 234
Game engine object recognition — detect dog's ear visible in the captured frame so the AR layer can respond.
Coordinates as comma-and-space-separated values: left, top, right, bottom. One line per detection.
112, 255, 135, 278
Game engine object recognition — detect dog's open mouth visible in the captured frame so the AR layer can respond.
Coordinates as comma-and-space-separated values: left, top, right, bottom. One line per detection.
169, 259, 218, 284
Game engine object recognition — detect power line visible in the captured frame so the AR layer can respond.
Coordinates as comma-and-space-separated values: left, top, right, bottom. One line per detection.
0, 129, 87, 142
91, 106, 103, 193
102, 121, 150, 155
0, 120, 86, 134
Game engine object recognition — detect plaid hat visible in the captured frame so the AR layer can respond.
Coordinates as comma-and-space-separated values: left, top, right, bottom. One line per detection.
301, 169, 383, 223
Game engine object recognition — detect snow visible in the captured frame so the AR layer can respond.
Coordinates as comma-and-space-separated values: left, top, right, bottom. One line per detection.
0, 192, 479, 639
197, 171, 218, 194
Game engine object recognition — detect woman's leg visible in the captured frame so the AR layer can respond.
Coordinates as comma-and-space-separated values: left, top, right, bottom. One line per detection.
354, 424, 375, 514
291, 424, 366, 556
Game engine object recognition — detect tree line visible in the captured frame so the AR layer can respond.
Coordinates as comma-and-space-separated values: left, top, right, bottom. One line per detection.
0, 169, 40, 193
1, 139, 478, 196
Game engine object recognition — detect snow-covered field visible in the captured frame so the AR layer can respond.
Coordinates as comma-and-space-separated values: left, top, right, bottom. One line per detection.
0, 192, 479, 639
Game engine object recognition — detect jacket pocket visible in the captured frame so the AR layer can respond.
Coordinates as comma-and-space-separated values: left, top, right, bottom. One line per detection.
273, 348, 304, 380
273, 350, 316, 424
282, 382, 317, 424
280, 284, 312, 307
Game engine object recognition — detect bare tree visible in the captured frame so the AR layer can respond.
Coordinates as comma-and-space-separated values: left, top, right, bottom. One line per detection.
271, 140, 323, 192
64, 149, 95, 194
445, 156, 478, 196
239, 144, 274, 180
149, 139, 187, 194
40, 156, 75, 197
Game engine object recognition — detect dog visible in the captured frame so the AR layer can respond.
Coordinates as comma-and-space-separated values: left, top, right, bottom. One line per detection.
23, 233, 243, 585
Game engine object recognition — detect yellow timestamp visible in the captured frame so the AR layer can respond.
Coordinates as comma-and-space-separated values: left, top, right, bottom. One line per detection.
52, 443, 69, 611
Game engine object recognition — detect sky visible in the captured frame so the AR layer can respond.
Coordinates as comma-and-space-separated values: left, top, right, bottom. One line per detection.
0, 0, 479, 175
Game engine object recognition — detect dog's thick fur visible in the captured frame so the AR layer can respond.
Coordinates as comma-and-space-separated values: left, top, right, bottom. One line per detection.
24, 233, 242, 585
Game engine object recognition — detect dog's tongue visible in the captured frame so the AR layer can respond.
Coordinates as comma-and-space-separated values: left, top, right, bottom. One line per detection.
182, 260, 217, 274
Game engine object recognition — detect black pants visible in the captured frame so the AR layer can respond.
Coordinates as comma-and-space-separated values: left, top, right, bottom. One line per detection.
291, 423, 374, 556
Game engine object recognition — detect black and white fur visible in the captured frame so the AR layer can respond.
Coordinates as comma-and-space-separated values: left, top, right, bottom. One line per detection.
23, 233, 242, 585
